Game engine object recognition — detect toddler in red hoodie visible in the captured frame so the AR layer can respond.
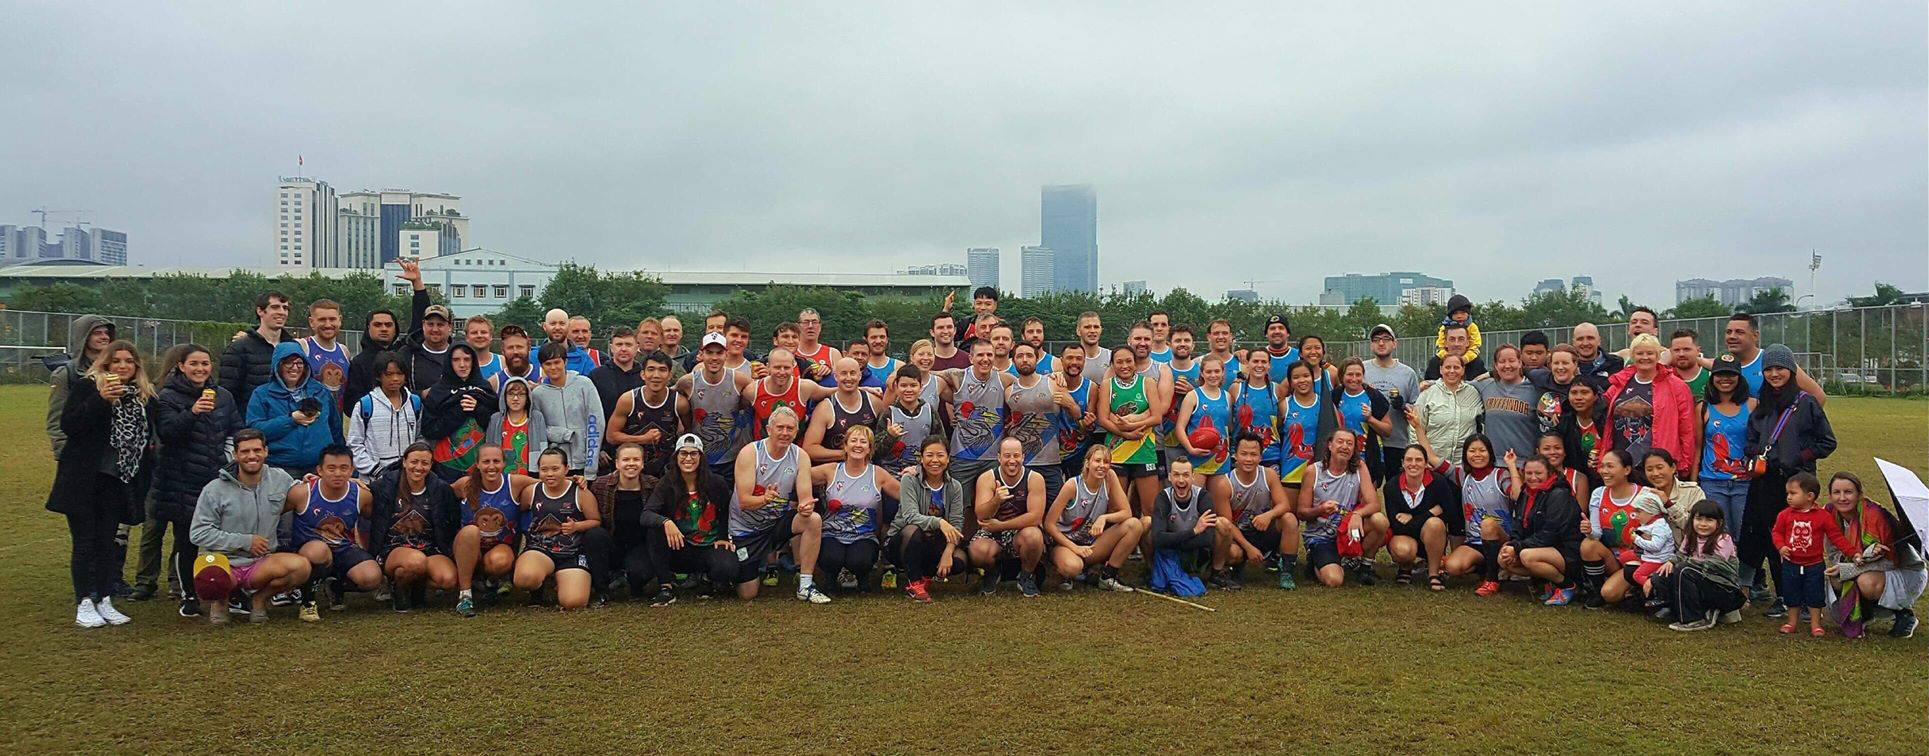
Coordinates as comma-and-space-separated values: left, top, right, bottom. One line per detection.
1772, 472, 1856, 636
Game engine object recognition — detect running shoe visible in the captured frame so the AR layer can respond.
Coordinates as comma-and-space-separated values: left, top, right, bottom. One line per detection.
326, 579, 346, 611
95, 597, 131, 626
1354, 563, 1379, 586
227, 595, 252, 616
1227, 569, 1246, 590
75, 599, 105, 629
1891, 611, 1918, 638
979, 569, 999, 595
905, 578, 933, 604
1544, 586, 1575, 606
796, 585, 832, 604
1097, 575, 1133, 593
1277, 570, 1296, 591
650, 587, 677, 607
270, 590, 297, 607
1474, 580, 1501, 597
1017, 572, 1040, 598
1395, 567, 1415, 586
179, 598, 202, 618
1209, 570, 1234, 590
761, 569, 780, 588
837, 569, 859, 590
129, 585, 156, 601
881, 570, 900, 590
1669, 617, 1717, 632
298, 603, 321, 623
373, 581, 392, 603
1535, 582, 1554, 602
454, 596, 477, 618
1763, 602, 1788, 619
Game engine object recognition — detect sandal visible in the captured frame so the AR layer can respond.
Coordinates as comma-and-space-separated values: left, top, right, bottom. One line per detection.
1779, 622, 1797, 634
1810, 626, 1827, 638
1429, 574, 1447, 592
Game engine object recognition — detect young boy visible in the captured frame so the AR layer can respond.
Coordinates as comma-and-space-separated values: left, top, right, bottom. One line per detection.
1433, 294, 1482, 363
1632, 496, 1674, 607
1771, 472, 1857, 636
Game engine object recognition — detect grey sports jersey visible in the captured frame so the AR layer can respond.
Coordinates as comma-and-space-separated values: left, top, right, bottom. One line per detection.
1056, 474, 1110, 544
822, 463, 882, 544
1005, 373, 1062, 467
950, 369, 1006, 461
919, 375, 943, 410
689, 370, 744, 467
1303, 463, 1362, 544
1228, 467, 1272, 526
1160, 487, 1204, 536
729, 439, 799, 537
881, 401, 936, 475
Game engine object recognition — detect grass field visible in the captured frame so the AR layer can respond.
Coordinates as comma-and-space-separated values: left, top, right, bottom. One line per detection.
0, 385, 1923, 753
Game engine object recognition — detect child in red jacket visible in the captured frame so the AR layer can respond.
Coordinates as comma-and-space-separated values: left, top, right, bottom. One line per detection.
1772, 472, 1856, 636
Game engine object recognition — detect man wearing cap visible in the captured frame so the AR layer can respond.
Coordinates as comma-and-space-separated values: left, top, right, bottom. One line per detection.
677, 332, 753, 480
1260, 314, 1301, 385
381, 262, 455, 395
1362, 324, 1421, 477
188, 430, 311, 624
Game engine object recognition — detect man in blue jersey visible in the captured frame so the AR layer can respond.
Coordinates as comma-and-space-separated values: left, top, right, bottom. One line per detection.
1147, 311, 1174, 364
1261, 314, 1300, 384
1718, 312, 1827, 402
296, 299, 350, 408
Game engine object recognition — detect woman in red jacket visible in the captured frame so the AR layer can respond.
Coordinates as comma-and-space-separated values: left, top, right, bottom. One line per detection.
1602, 333, 1697, 484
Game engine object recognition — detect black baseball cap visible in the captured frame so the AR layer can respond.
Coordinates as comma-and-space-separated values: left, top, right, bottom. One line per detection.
1710, 352, 1742, 376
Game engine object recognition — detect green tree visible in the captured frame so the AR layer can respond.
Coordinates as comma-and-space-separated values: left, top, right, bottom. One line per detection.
491, 296, 546, 334
1515, 289, 1609, 328
535, 263, 668, 334
10, 282, 104, 314
1740, 287, 1793, 314
1847, 283, 1906, 308
1667, 296, 1730, 320
1612, 294, 1638, 321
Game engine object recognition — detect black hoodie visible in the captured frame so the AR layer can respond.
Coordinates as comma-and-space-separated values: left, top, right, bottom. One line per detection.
422, 344, 498, 445
345, 328, 399, 415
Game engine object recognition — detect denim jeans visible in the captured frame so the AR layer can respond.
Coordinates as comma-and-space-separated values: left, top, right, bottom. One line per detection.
1700, 477, 1749, 541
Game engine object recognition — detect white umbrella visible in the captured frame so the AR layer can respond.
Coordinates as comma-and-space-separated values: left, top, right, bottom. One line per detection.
1873, 458, 1928, 551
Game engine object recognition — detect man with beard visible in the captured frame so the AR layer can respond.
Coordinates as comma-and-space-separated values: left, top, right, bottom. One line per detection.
188, 430, 312, 623
489, 326, 539, 393
296, 299, 350, 408
542, 309, 571, 348
220, 290, 297, 409
1361, 324, 1420, 477
929, 311, 970, 371
345, 308, 400, 416
1569, 323, 1624, 381
1003, 343, 1078, 504
862, 320, 901, 389
934, 340, 1014, 490
1049, 344, 1100, 479
1075, 311, 1111, 376
1018, 317, 1055, 375
1259, 314, 1301, 385
802, 357, 882, 463
1668, 329, 1710, 402
381, 262, 453, 395
605, 351, 684, 478
970, 438, 1047, 596
986, 321, 1015, 374
1715, 312, 1827, 402
676, 333, 752, 479
588, 327, 647, 472
1159, 325, 1200, 468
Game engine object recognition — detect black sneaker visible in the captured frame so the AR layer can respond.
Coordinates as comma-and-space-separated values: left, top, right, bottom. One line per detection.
1394, 567, 1415, 585
1653, 607, 1674, 623
270, 590, 297, 607
178, 598, 201, 617
650, 586, 677, 607
1763, 602, 1788, 619
1208, 570, 1232, 590
1890, 610, 1918, 638
130, 585, 157, 601
1017, 572, 1040, 598
326, 579, 346, 611
1583, 590, 1607, 609
1227, 569, 1245, 590
1355, 563, 1379, 586
391, 587, 411, 613
979, 569, 999, 595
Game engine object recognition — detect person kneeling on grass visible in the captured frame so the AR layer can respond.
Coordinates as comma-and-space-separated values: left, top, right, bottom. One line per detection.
1580, 450, 1663, 609
1426, 433, 1521, 596
1647, 501, 1744, 631
287, 445, 382, 621
189, 429, 312, 624
1384, 445, 1456, 591
450, 445, 539, 617
511, 447, 601, 610
368, 442, 460, 613
1148, 458, 1222, 596
634, 437, 735, 606
1822, 472, 1924, 639
1218, 434, 1301, 590
889, 437, 966, 603
1045, 445, 1143, 592
971, 438, 1047, 597
1496, 456, 1582, 606
730, 406, 830, 604
1294, 428, 1387, 587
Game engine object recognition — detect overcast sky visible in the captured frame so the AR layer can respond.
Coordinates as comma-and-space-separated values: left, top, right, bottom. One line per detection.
3, 2, 1923, 306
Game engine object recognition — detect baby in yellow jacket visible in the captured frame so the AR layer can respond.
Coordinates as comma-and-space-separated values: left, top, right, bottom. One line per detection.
1434, 294, 1482, 361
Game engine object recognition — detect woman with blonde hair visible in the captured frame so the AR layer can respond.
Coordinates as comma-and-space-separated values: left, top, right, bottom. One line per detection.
47, 340, 159, 628
1602, 333, 1697, 485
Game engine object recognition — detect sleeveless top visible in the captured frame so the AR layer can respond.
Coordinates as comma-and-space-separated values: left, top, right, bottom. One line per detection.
1161, 360, 1202, 447
1106, 375, 1156, 465
1592, 484, 1655, 555
822, 463, 883, 544
824, 393, 877, 453
1700, 403, 1749, 481
1736, 351, 1765, 397
863, 357, 901, 389
751, 376, 802, 440
1227, 466, 1272, 526
293, 483, 358, 548
1455, 465, 1513, 546
918, 374, 943, 410
301, 338, 350, 385
1056, 474, 1109, 543
689, 370, 743, 467
1185, 386, 1232, 475
1159, 487, 1204, 537
1055, 377, 1096, 461
1005, 374, 1061, 467
463, 478, 519, 547
989, 467, 1030, 522
1232, 379, 1281, 465
795, 344, 835, 386
950, 369, 1006, 461
1280, 394, 1322, 481
384, 483, 436, 552
1303, 463, 1361, 544
524, 480, 585, 556
1336, 388, 1373, 438
881, 401, 936, 475
730, 440, 800, 537
624, 387, 680, 477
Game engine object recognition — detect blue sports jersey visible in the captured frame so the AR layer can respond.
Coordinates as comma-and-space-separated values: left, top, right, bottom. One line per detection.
1231, 379, 1281, 465
1335, 388, 1373, 437
293, 483, 359, 549
1737, 351, 1764, 397
1265, 347, 1303, 385
301, 338, 351, 385
862, 358, 899, 389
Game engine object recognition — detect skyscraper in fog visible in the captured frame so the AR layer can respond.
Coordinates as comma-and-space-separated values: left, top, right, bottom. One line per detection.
966, 247, 1000, 291
1041, 184, 1097, 294
1021, 245, 1056, 297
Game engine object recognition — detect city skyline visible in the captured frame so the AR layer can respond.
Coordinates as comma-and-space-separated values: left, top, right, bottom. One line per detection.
1, 4, 1921, 305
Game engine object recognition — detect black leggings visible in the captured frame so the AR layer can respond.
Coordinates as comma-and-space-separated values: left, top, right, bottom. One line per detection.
1651, 563, 1745, 620
630, 528, 737, 591
818, 538, 879, 586
65, 476, 131, 601
1740, 472, 1790, 598
896, 528, 952, 581
577, 527, 613, 592
163, 516, 199, 602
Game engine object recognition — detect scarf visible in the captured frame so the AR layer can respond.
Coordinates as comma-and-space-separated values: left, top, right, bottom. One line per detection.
1518, 475, 1557, 526
108, 397, 147, 482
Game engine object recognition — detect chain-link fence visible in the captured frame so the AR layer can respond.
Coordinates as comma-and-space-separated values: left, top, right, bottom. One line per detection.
0, 309, 365, 383
1322, 303, 1928, 395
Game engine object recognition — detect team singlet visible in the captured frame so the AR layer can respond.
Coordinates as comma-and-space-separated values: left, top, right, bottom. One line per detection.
1054, 377, 1096, 462
730, 440, 799, 537
1161, 361, 1201, 448
1057, 474, 1109, 545
824, 393, 877, 453
301, 338, 350, 386
1335, 388, 1373, 438
1005, 374, 1061, 467
1227, 466, 1272, 527
950, 370, 1007, 461
1106, 374, 1155, 466
465, 479, 520, 550
293, 483, 358, 549
384, 484, 436, 553
1592, 485, 1655, 558
1279, 394, 1322, 483
624, 387, 680, 477
524, 481, 585, 557
1455, 465, 1513, 547
1303, 463, 1362, 545
880, 401, 936, 475
1232, 379, 1281, 466
689, 370, 743, 467
1185, 386, 1232, 475
751, 377, 802, 441
822, 463, 883, 545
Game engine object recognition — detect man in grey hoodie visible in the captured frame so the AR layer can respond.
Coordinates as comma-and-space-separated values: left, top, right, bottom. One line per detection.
530, 342, 603, 475
188, 429, 311, 624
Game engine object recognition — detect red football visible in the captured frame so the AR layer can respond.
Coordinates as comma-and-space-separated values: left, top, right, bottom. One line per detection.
1188, 426, 1222, 454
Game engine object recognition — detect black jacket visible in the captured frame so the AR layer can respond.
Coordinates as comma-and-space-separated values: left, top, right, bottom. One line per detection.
1509, 479, 1582, 554
344, 330, 400, 415
1745, 389, 1835, 476
366, 467, 461, 558
641, 467, 733, 539
588, 361, 646, 422
219, 328, 297, 410
421, 345, 498, 443
1382, 469, 1459, 525
152, 372, 243, 523
46, 372, 157, 523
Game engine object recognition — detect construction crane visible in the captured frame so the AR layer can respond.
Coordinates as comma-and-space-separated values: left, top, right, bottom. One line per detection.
31, 208, 91, 228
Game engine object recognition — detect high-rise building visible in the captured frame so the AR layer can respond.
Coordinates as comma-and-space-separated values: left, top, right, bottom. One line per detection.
1121, 280, 1148, 296
1532, 276, 1604, 305
340, 189, 464, 265
1225, 288, 1259, 303
1041, 184, 1097, 294
1021, 245, 1056, 297
0, 223, 127, 266
1320, 271, 1454, 305
966, 247, 999, 291
1400, 286, 1454, 307
1675, 277, 1795, 307
275, 177, 338, 268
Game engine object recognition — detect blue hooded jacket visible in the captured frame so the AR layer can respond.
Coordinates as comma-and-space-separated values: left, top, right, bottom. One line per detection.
246, 341, 345, 469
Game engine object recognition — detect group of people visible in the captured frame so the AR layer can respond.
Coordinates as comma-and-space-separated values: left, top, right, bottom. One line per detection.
44, 280, 1922, 640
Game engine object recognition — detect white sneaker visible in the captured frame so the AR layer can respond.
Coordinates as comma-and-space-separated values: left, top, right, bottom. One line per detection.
1720, 609, 1743, 625
795, 586, 831, 604
75, 599, 106, 628
373, 581, 393, 603
95, 596, 132, 625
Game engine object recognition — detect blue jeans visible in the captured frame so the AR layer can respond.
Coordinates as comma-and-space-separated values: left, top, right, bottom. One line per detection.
1700, 477, 1749, 539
